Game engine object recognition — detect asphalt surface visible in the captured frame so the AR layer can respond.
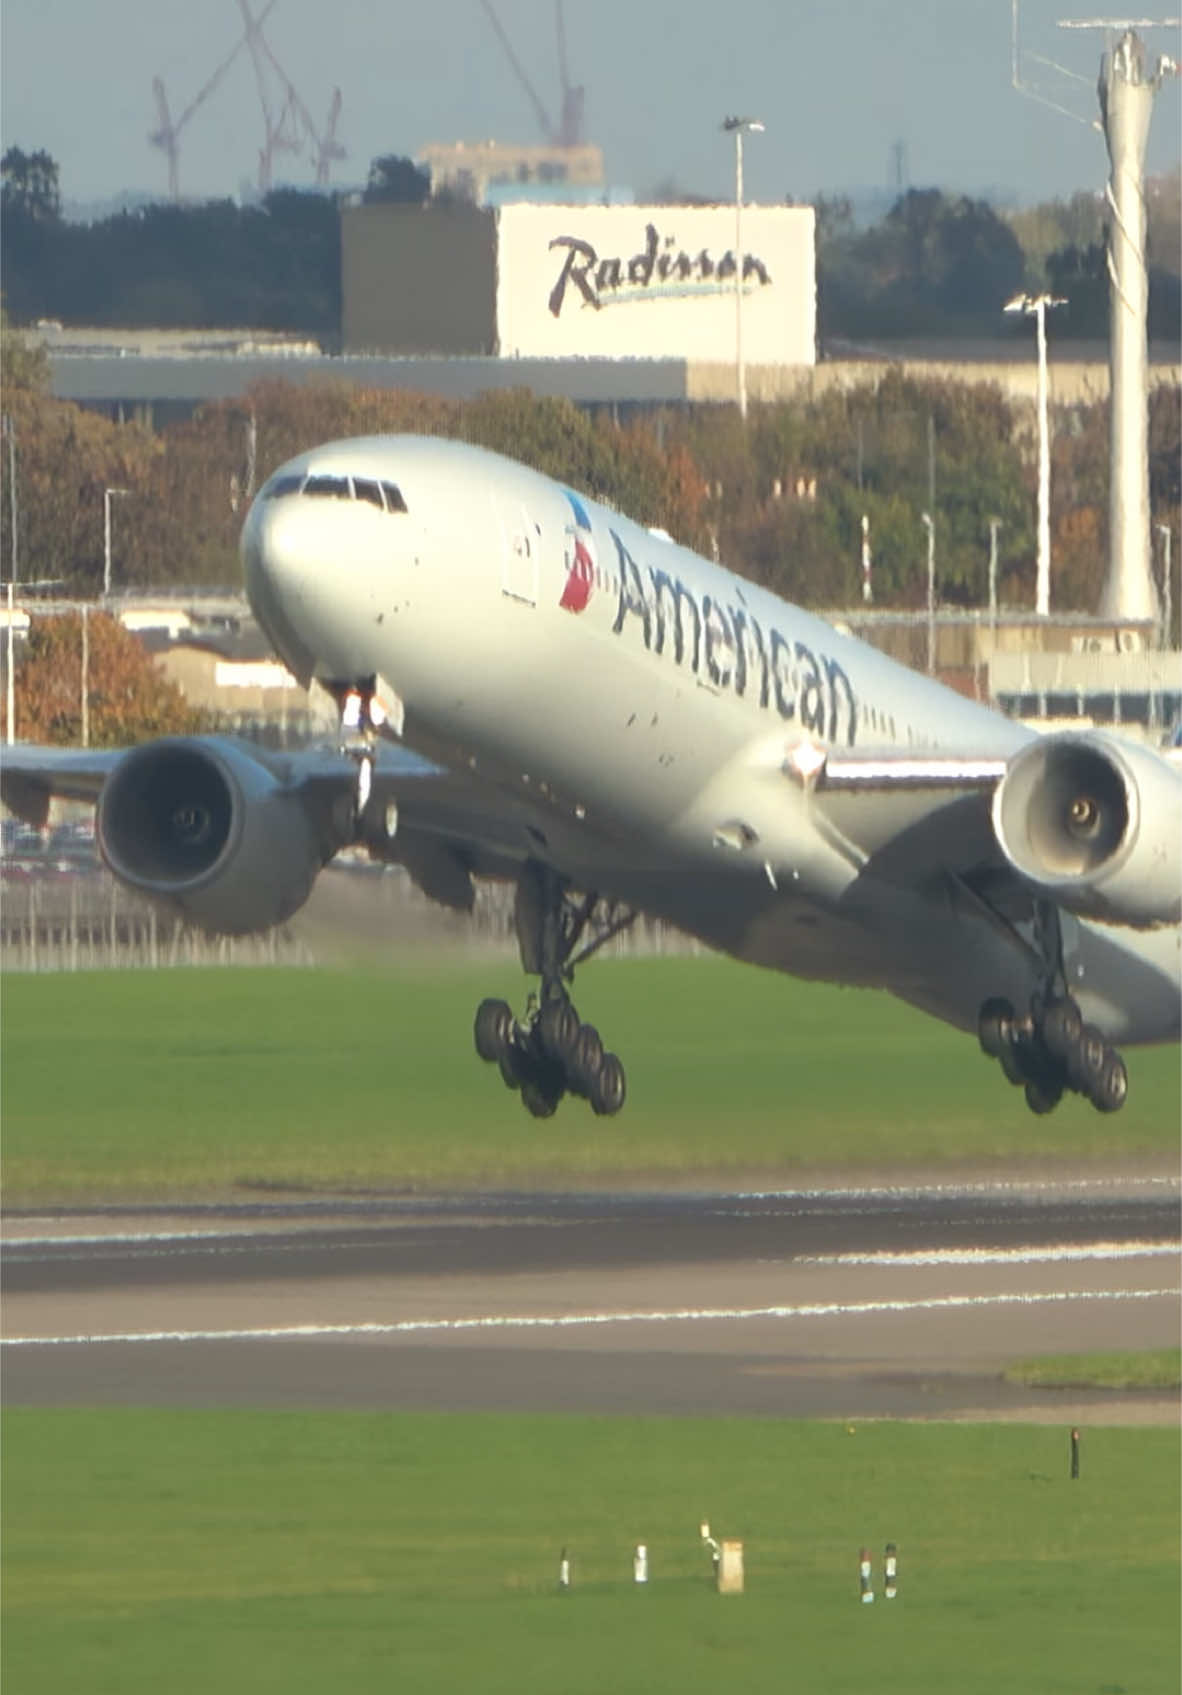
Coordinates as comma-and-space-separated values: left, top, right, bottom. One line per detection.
3, 1172, 1180, 1422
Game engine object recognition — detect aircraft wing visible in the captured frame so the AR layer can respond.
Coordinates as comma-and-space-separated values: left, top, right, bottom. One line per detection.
796, 735, 1181, 932
0, 737, 595, 912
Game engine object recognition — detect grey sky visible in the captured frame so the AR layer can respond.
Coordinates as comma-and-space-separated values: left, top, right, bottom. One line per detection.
2, 1, 1178, 210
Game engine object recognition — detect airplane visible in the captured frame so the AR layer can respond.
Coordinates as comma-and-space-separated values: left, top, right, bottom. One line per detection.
3, 433, 1179, 1121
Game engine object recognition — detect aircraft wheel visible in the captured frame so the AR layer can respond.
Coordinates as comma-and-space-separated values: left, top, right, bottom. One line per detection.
978, 998, 1014, 1060
1041, 997, 1082, 1063
474, 998, 513, 1063
998, 1040, 1027, 1087
570, 1022, 603, 1090
498, 1045, 527, 1091
521, 1078, 562, 1119
590, 1052, 627, 1117
539, 997, 579, 1062
1091, 1050, 1128, 1114
1068, 1023, 1107, 1092
1024, 1077, 1062, 1115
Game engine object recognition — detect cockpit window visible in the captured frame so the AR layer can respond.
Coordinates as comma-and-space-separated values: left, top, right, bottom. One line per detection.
303, 474, 352, 500
262, 473, 304, 500
260, 470, 408, 512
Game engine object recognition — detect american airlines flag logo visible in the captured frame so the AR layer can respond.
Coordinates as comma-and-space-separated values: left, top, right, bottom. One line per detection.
559, 491, 596, 613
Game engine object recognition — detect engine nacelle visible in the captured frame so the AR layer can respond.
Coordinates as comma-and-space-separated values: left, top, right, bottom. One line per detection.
992, 730, 1182, 928
97, 738, 327, 935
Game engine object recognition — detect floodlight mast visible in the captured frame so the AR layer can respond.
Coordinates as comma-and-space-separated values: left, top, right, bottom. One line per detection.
1081, 24, 1177, 620
1012, 11, 1178, 624
722, 116, 764, 421
1005, 292, 1065, 616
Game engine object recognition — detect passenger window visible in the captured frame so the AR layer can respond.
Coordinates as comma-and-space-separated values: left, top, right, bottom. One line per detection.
304, 474, 351, 499
263, 473, 304, 500
381, 481, 408, 513
353, 478, 384, 509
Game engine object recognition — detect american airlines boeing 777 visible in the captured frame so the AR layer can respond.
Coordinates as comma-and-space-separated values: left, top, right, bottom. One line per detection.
4, 435, 1179, 1119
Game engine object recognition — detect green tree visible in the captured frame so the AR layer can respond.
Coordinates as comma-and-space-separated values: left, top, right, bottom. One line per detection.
16, 611, 205, 745
1, 147, 61, 223
0, 305, 49, 392
363, 155, 430, 205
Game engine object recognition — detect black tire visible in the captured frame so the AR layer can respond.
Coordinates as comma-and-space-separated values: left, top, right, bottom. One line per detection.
591, 1052, 626, 1117
998, 1040, 1027, 1087
1069, 1022, 1107, 1091
538, 997, 579, 1061
498, 1045, 527, 1091
1091, 1050, 1128, 1114
1024, 1077, 1062, 1115
978, 998, 1014, 1060
521, 1078, 561, 1119
569, 1022, 603, 1093
474, 998, 512, 1063
1041, 998, 1082, 1063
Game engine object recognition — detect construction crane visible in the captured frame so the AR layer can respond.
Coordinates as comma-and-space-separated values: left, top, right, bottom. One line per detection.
148, 5, 276, 202
238, 0, 347, 191
478, 0, 586, 148
238, 0, 302, 192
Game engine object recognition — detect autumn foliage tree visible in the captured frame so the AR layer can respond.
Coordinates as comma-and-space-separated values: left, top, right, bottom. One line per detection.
15, 612, 206, 746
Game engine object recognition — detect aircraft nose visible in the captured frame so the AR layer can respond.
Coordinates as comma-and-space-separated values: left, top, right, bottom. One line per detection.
240, 496, 319, 684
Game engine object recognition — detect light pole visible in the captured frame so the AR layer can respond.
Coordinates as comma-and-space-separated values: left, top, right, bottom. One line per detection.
921, 511, 935, 674
103, 487, 130, 598
722, 115, 764, 421
1157, 523, 1173, 650
3, 414, 16, 747
987, 517, 1001, 620
1004, 292, 1065, 617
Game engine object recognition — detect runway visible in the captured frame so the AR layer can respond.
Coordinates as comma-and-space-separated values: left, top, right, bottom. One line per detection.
3, 1170, 1179, 1422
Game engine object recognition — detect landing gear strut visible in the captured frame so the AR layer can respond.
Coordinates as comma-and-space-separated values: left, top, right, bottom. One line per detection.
473, 863, 634, 1118
978, 902, 1128, 1114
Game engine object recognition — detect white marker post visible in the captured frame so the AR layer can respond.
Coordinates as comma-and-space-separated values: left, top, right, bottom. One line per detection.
700, 1521, 720, 1581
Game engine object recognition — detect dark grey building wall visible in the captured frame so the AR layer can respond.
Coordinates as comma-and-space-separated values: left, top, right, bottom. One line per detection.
341, 205, 497, 355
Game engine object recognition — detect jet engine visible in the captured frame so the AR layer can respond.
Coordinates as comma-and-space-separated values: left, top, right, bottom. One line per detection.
97, 738, 329, 935
992, 730, 1182, 928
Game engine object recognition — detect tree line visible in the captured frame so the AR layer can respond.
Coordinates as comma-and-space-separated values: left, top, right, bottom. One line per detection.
2, 320, 1178, 637
4, 144, 1179, 342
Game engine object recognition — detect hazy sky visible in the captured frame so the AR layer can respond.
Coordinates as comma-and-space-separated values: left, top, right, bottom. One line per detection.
2, 0, 1179, 210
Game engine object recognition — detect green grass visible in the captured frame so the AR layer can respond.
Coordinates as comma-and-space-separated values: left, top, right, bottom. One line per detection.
1005, 1350, 1182, 1391
2, 1408, 1178, 1695
3, 958, 1178, 1201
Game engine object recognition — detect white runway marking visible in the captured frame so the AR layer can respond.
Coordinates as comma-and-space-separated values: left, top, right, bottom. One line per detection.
799, 1243, 1180, 1267
3, 1285, 1175, 1348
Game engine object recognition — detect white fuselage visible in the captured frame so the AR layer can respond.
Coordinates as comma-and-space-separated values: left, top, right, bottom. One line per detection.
241, 435, 1181, 1046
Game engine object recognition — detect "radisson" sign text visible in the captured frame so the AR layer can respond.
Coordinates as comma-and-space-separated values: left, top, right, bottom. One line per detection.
547, 221, 772, 317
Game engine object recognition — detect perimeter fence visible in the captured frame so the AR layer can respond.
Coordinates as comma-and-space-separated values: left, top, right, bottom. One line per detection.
0, 866, 700, 974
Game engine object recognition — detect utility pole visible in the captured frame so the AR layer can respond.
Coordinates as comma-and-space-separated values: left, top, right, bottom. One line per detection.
1158, 523, 1174, 649
3, 414, 16, 746
1004, 292, 1065, 615
988, 517, 1002, 633
922, 511, 935, 674
722, 115, 764, 421
104, 488, 130, 598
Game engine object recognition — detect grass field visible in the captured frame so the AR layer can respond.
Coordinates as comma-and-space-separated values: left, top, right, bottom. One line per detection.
1005, 1350, 1182, 1391
2, 1407, 1178, 1695
3, 957, 1178, 1201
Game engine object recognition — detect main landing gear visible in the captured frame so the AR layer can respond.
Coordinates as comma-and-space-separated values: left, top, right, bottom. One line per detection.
977, 903, 1128, 1115
473, 863, 634, 1119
